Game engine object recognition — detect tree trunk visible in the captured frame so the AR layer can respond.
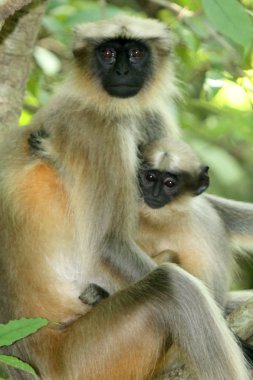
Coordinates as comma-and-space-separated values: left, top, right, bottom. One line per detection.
0, 0, 46, 131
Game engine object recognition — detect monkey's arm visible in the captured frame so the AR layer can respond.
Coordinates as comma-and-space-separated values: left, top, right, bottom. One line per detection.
80, 248, 179, 305
152, 249, 180, 264
79, 250, 179, 306
28, 129, 158, 285
206, 194, 253, 248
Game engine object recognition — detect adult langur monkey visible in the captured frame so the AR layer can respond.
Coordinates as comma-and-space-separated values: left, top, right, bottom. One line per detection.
0, 15, 250, 380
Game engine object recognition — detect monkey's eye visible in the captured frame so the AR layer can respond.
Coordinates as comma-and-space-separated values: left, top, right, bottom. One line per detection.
129, 48, 144, 62
145, 173, 156, 182
100, 48, 116, 63
129, 48, 144, 58
164, 178, 177, 188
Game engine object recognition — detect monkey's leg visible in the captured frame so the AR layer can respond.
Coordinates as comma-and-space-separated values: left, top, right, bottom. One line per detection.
9, 265, 249, 380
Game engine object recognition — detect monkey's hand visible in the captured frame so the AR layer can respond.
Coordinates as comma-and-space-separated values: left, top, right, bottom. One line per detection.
153, 249, 180, 265
28, 129, 50, 153
28, 128, 58, 164
79, 283, 109, 306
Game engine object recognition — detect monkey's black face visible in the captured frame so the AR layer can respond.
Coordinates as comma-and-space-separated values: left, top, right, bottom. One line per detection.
138, 169, 182, 209
94, 39, 151, 98
139, 166, 210, 209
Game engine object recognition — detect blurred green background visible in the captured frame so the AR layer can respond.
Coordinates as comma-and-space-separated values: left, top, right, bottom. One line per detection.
20, 0, 253, 288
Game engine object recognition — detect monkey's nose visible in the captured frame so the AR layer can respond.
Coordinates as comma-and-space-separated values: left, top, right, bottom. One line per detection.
116, 69, 129, 76
152, 183, 160, 197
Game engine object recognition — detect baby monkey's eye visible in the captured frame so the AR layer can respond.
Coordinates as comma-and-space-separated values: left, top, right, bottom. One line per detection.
164, 178, 177, 188
145, 173, 156, 182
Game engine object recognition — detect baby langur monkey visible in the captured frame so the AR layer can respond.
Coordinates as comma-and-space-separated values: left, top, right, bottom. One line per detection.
80, 137, 213, 304
137, 137, 253, 364
80, 137, 226, 308
137, 137, 230, 308
80, 137, 210, 305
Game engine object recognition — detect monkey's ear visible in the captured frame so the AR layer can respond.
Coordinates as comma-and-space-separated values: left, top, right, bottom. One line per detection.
72, 25, 96, 59
194, 166, 210, 196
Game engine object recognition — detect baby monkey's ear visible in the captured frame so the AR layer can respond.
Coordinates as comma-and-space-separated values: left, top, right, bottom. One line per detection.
193, 166, 210, 196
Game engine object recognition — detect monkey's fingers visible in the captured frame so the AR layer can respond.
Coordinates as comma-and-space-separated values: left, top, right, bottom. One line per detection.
79, 283, 109, 306
28, 129, 49, 152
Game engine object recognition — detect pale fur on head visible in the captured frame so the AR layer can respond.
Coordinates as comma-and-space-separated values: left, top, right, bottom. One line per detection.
73, 14, 172, 52
143, 137, 202, 175
65, 14, 178, 119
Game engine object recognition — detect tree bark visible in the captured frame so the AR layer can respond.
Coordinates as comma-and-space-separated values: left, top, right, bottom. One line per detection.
0, 0, 32, 22
0, 0, 46, 131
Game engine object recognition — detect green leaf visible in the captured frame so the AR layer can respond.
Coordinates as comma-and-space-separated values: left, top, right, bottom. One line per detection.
202, 0, 253, 50
0, 318, 48, 347
0, 355, 37, 378
0, 362, 9, 379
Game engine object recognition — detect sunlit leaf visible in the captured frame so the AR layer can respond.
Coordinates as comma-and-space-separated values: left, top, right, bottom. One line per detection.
33, 47, 61, 76
19, 110, 32, 126
213, 80, 252, 110
0, 318, 48, 347
202, 0, 253, 50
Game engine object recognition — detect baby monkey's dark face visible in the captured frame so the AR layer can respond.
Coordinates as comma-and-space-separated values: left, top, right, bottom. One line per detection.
138, 169, 182, 209
138, 166, 210, 209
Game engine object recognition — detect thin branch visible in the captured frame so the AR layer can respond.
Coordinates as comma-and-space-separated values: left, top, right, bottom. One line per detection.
0, 0, 32, 22
100, 0, 107, 19
148, 0, 239, 58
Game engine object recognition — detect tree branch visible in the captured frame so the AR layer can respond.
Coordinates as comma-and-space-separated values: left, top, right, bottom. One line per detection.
0, 0, 32, 23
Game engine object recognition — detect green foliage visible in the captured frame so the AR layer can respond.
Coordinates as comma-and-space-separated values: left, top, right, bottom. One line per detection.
0, 356, 37, 379
0, 318, 48, 346
202, 0, 253, 51
0, 318, 48, 379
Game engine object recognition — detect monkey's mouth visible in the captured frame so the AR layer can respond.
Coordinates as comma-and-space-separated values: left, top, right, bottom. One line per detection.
111, 84, 138, 87
106, 85, 141, 98
144, 197, 169, 209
